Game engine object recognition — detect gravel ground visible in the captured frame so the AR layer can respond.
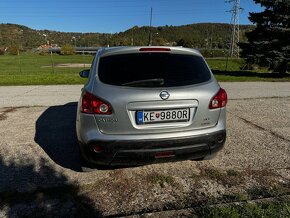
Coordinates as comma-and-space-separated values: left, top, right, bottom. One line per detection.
0, 83, 290, 216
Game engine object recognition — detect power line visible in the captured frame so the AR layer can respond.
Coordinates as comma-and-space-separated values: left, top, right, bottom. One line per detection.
226, 0, 243, 58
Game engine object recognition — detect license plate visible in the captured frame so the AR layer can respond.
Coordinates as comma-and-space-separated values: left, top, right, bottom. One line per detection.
136, 109, 190, 125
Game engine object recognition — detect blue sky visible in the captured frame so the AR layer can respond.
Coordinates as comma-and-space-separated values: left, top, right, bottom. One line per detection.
0, 0, 262, 33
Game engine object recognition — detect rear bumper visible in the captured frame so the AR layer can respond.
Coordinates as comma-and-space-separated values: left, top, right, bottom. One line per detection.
79, 130, 226, 166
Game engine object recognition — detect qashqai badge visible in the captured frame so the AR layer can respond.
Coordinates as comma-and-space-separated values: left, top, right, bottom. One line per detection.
160, 91, 170, 100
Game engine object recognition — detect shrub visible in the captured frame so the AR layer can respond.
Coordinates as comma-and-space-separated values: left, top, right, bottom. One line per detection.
38, 49, 50, 56
61, 44, 75, 55
8, 45, 22, 55
0, 48, 5, 55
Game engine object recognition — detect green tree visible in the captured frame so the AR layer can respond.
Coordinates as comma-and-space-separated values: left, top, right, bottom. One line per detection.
61, 44, 75, 55
240, 0, 290, 75
176, 38, 193, 48
153, 37, 167, 46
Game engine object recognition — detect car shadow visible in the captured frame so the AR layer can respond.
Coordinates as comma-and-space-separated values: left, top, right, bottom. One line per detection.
0, 155, 101, 216
34, 102, 82, 172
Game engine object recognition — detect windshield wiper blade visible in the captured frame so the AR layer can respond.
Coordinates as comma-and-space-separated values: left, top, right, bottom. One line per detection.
122, 78, 165, 86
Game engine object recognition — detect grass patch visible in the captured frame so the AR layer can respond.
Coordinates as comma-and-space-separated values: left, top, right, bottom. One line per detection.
0, 53, 93, 85
195, 198, 290, 218
207, 58, 290, 82
207, 58, 246, 72
213, 70, 290, 82
0, 54, 289, 85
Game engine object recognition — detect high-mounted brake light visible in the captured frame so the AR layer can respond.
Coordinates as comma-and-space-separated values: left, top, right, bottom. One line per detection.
139, 48, 171, 52
209, 88, 228, 109
81, 91, 112, 114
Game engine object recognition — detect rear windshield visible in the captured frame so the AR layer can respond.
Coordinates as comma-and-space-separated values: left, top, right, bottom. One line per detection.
98, 53, 211, 87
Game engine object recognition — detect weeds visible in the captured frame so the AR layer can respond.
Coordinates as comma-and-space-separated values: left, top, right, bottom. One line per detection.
195, 199, 290, 218
226, 169, 240, 177
222, 193, 249, 202
247, 185, 288, 199
202, 168, 224, 180
147, 173, 177, 188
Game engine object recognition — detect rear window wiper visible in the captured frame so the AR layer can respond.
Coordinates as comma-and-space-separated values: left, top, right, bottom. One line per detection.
122, 78, 165, 87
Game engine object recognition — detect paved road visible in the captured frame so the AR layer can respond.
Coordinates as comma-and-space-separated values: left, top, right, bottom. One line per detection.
0, 82, 290, 107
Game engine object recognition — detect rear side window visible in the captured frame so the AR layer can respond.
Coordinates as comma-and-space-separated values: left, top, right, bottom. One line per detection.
98, 53, 211, 87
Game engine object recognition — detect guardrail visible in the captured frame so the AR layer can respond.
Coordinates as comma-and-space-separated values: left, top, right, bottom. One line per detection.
46, 47, 100, 54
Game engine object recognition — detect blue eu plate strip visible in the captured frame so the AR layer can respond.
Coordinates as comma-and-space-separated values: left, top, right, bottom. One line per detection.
137, 111, 143, 124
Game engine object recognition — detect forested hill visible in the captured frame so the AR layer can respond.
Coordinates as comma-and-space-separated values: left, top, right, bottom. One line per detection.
0, 23, 253, 49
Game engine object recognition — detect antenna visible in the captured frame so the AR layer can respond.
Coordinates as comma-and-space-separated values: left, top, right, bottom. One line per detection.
226, 0, 243, 58
148, 7, 153, 46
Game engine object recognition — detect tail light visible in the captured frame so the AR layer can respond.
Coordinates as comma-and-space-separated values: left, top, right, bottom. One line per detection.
209, 88, 227, 109
81, 91, 112, 114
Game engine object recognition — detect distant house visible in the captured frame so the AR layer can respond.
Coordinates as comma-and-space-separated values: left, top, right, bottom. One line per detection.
37, 44, 60, 53
37, 44, 50, 51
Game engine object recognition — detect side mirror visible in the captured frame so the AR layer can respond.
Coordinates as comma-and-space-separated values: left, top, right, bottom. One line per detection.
79, 69, 90, 78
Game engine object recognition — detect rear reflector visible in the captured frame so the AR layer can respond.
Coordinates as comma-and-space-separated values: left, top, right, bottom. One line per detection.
155, 151, 175, 159
92, 144, 102, 153
209, 88, 228, 109
217, 133, 226, 143
139, 48, 171, 52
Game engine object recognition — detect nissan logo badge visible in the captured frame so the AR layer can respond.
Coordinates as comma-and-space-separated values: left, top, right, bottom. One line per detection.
160, 91, 170, 100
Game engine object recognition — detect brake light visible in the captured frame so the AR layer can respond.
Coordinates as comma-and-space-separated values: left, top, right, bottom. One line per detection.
209, 88, 227, 109
81, 91, 112, 114
139, 48, 171, 52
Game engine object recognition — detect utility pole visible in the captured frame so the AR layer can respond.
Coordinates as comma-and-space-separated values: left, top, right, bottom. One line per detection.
131, 28, 134, 46
148, 7, 153, 46
226, 0, 242, 58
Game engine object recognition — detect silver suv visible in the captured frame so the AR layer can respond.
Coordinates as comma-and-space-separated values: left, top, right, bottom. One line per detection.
76, 46, 227, 167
